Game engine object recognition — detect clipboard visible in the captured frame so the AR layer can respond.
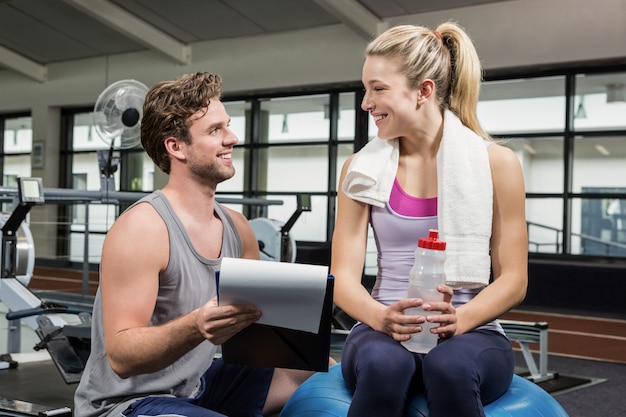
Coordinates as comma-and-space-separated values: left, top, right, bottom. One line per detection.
217, 258, 334, 372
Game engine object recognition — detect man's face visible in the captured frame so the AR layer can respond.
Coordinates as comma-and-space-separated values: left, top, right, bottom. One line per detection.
184, 99, 239, 186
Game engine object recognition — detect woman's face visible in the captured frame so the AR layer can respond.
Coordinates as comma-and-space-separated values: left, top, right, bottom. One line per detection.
361, 55, 420, 140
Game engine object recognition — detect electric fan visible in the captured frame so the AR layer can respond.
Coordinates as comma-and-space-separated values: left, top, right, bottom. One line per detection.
93, 79, 149, 191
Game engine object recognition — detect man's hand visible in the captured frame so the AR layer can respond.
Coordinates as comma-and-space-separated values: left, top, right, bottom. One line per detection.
195, 297, 261, 345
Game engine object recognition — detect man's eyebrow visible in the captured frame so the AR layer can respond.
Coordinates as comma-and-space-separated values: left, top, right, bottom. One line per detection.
205, 118, 231, 131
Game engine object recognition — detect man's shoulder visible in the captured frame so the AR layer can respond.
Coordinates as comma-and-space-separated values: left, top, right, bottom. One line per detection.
110, 199, 163, 235
122, 198, 160, 219
219, 203, 244, 220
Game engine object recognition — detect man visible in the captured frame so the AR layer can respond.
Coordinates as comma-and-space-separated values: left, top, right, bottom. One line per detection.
74, 72, 313, 417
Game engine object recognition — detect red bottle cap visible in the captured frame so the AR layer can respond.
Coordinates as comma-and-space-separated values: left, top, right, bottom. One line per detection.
418, 229, 446, 250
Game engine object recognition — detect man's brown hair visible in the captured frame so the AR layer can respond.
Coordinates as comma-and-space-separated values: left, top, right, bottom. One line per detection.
141, 72, 222, 174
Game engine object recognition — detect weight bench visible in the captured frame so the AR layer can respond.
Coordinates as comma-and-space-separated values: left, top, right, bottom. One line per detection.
500, 319, 555, 383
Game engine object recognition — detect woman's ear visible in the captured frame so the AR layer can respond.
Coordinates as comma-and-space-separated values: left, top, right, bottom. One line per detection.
417, 79, 435, 104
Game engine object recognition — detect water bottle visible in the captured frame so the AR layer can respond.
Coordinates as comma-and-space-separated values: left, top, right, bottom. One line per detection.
401, 229, 446, 354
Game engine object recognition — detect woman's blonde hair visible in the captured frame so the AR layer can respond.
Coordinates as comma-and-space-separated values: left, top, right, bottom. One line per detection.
366, 22, 490, 140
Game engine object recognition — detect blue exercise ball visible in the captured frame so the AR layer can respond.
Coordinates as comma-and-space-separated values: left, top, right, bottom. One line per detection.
279, 364, 569, 417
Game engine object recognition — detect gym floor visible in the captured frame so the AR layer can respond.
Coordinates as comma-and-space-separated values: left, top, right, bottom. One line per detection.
0, 300, 76, 412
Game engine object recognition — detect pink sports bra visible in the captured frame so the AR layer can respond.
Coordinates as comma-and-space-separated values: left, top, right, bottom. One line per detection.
388, 178, 437, 217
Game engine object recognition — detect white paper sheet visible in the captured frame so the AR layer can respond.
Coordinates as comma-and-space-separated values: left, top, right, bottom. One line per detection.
217, 257, 330, 333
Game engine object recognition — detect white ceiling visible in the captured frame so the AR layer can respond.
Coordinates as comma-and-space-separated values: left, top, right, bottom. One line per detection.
0, 0, 508, 82
2, 0, 624, 103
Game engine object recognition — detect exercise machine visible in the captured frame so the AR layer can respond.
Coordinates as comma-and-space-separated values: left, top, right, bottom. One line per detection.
0, 178, 79, 417
0, 178, 90, 384
249, 194, 311, 263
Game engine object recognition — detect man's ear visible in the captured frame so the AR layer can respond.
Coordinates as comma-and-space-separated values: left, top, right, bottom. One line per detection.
164, 136, 186, 162
417, 79, 435, 104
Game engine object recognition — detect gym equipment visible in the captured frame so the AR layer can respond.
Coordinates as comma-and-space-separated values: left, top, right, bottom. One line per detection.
250, 194, 311, 262
279, 364, 570, 417
500, 319, 555, 382
0, 178, 91, 383
0, 212, 35, 289
0, 396, 71, 417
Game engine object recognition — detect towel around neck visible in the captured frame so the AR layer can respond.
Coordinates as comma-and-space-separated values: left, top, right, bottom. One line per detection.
342, 110, 493, 288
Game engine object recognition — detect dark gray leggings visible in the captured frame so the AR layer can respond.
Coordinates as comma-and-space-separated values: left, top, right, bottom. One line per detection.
341, 324, 515, 417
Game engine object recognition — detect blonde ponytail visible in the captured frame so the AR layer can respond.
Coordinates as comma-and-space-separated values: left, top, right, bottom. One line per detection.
436, 22, 490, 140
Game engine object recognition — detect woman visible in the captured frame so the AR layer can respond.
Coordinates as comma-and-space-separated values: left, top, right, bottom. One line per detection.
331, 23, 528, 417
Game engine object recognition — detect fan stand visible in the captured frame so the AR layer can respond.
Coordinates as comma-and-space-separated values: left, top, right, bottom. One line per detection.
97, 144, 119, 193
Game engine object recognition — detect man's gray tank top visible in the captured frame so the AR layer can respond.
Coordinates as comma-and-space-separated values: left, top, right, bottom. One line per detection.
74, 190, 243, 417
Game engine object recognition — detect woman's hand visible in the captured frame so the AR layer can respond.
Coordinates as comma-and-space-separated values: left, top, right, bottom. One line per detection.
383, 285, 456, 342
379, 298, 427, 342
422, 284, 457, 339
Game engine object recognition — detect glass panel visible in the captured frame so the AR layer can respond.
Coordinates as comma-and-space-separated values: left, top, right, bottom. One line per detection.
365, 224, 377, 276
479, 76, 566, 134
338, 92, 356, 140
70, 222, 108, 264
28, 201, 64, 263
260, 95, 329, 143
266, 145, 328, 192
73, 152, 119, 191
499, 136, 564, 193
223, 100, 250, 145
575, 196, 626, 257
73, 112, 110, 151
336, 143, 355, 187
4, 154, 31, 180
136, 153, 155, 191
217, 147, 245, 192
572, 135, 626, 193
3, 116, 32, 153
574, 72, 626, 131
368, 113, 377, 140
526, 198, 563, 254
222, 100, 250, 192
1, 173, 18, 212
72, 173, 88, 224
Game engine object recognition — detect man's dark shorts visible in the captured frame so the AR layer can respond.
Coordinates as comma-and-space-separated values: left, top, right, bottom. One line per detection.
121, 359, 274, 417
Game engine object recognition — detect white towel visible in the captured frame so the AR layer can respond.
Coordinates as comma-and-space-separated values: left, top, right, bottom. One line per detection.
342, 136, 398, 208
342, 110, 493, 288
437, 111, 492, 288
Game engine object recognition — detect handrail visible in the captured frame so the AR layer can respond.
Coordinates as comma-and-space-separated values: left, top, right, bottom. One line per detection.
0, 186, 284, 206
527, 221, 626, 255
